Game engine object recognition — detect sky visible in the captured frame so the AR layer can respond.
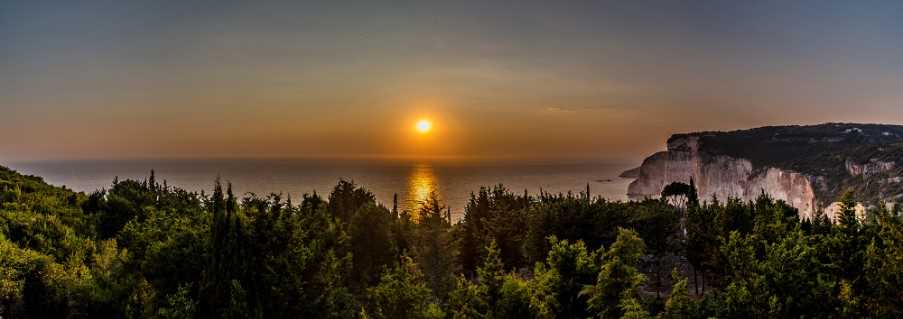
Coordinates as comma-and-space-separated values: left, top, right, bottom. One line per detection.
3, 0, 903, 162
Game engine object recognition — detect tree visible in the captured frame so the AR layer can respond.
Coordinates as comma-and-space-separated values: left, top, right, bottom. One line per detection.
861, 207, 903, 317
661, 182, 693, 209
349, 203, 397, 287
366, 256, 443, 319
619, 295, 652, 319
585, 228, 647, 319
685, 201, 720, 295
836, 192, 860, 233
241, 192, 355, 318
458, 186, 531, 276
158, 284, 198, 319
529, 236, 600, 318
477, 240, 505, 308
832, 192, 865, 284
630, 201, 681, 298
415, 192, 456, 300
448, 240, 512, 318
659, 269, 692, 319
810, 209, 833, 235
201, 180, 248, 318
497, 274, 533, 319
719, 230, 768, 318
757, 229, 835, 317
328, 180, 375, 222
459, 189, 493, 275
448, 276, 488, 319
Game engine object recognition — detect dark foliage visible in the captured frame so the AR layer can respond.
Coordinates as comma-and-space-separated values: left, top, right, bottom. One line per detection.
1, 165, 901, 318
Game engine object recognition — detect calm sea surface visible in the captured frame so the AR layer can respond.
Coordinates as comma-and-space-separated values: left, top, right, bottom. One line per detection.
6, 159, 634, 219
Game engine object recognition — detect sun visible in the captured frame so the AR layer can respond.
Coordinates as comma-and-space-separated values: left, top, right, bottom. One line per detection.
415, 119, 433, 134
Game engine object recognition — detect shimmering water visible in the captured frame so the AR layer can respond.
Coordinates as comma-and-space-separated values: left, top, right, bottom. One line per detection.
6, 158, 634, 219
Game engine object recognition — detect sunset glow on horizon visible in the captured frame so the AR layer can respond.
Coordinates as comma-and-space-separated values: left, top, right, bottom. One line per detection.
3, 1, 903, 162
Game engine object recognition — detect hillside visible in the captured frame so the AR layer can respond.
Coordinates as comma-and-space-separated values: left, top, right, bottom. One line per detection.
629, 123, 903, 218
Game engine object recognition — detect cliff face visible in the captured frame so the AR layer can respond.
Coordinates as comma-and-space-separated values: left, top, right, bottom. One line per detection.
628, 135, 819, 218
627, 123, 903, 220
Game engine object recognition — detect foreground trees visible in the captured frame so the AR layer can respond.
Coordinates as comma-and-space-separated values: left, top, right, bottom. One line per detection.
1, 165, 902, 318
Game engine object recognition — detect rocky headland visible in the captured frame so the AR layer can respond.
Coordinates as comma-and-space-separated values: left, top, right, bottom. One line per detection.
625, 123, 903, 220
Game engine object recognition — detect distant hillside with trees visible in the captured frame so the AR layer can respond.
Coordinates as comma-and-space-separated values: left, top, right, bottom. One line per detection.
673, 123, 903, 204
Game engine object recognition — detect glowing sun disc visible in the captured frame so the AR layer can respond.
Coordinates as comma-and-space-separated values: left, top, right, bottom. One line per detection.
415, 119, 432, 134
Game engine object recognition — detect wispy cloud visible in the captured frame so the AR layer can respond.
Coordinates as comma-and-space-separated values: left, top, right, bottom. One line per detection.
545, 106, 577, 114
544, 104, 632, 114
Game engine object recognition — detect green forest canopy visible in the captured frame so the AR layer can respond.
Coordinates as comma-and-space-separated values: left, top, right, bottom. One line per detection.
1, 165, 902, 318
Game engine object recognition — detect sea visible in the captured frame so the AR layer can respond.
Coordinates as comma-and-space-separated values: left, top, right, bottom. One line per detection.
5, 158, 635, 220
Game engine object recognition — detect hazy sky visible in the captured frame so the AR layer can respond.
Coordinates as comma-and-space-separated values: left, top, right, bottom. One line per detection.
3, 1, 903, 162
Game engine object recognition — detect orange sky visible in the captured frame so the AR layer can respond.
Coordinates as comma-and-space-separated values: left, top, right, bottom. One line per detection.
3, 2, 903, 162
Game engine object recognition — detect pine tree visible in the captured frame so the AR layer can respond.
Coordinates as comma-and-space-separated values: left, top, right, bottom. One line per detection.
619, 295, 652, 319
834, 191, 864, 282
350, 204, 397, 287
585, 228, 647, 319
861, 207, 903, 316
477, 241, 505, 307
366, 256, 441, 319
687, 179, 699, 208
529, 236, 600, 318
416, 192, 456, 300
837, 192, 859, 235
659, 269, 692, 319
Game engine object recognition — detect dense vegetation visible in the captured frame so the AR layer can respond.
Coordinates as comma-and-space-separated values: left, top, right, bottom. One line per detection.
671, 123, 903, 204
1, 165, 902, 318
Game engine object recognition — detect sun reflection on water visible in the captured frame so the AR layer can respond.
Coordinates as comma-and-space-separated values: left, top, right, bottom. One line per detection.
407, 163, 438, 217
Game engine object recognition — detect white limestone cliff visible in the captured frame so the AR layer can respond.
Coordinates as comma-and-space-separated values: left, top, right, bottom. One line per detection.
627, 135, 820, 219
